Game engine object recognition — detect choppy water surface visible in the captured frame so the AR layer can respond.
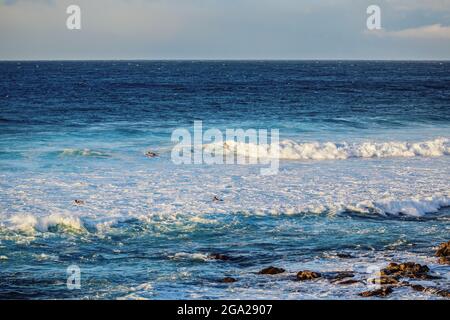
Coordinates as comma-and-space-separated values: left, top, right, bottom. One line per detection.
0, 61, 449, 299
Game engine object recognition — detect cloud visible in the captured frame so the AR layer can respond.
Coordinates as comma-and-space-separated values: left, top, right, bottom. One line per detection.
369, 24, 450, 40
386, 0, 450, 12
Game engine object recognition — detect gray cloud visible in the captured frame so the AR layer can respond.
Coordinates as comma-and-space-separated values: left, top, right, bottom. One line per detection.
0, 0, 449, 60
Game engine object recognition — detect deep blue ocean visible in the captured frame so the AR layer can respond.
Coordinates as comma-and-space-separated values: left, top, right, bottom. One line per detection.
0, 61, 449, 299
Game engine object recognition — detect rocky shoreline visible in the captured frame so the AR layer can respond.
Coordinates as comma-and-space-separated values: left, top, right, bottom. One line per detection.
215, 241, 450, 299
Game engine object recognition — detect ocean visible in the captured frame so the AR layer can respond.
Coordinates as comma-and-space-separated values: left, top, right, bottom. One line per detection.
0, 61, 449, 299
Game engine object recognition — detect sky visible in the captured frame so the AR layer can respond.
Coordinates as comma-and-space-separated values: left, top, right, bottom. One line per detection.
0, 0, 449, 60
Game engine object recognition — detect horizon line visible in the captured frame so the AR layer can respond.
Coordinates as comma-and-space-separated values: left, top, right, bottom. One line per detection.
1, 58, 450, 62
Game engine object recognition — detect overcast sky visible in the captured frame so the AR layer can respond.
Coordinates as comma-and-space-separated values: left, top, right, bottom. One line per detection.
1, 0, 449, 60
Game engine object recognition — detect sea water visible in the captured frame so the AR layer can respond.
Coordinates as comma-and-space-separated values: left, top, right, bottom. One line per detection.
0, 61, 449, 299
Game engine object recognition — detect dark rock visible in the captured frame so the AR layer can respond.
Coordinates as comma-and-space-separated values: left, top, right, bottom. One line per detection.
145, 151, 158, 158
296, 270, 321, 281
368, 275, 399, 285
435, 241, 450, 257
259, 266, 285, 275
359, 287, 393, 297
336, 253, 354, 259
335, 279, 360, 285
411, 284, 450, 298
209, 253, 230, 261
329, 271, 354, 283
381, 262, 435, 280
221, 277, 237, 283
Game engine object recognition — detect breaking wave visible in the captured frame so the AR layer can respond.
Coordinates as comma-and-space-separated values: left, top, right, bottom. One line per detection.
205, 138, 450, 160
59, 148, 111, 158
1, 195, 449, 235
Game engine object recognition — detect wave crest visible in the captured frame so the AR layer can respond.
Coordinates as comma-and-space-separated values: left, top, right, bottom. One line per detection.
205, 138, 450, 160
59, 148, 111, 158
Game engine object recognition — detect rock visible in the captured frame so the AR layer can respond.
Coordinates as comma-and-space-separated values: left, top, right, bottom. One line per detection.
438, 256, 450, 265
208, 253, 231, 261
329, 271, 354, 283
435, 241, 450, 257
259, 266, 285, 275
359, 287, 393, 297
296, 270, 321, 281
145, 151, 158, 158
221, 277, 237, 283
74, 199, 85, 205
368, 276, 399, 285
381, 262, 435, 280
335, 279, 360, 285
336, 253, 354, 259
411, 285, 450, 298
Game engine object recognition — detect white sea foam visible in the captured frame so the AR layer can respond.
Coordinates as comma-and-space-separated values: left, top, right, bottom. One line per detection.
1, 194, 448, 235
6, 213, 85, 233
347, 195, 450, 217
1, 141, 449, 234
205, 138, 450, 160
60, 149, 110, 157
170, 252, 210, 261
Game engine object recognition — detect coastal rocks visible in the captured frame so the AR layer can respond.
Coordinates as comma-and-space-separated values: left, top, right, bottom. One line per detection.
296, 270, 321, 281
208, 253, 231, 261
368, 276, 399, 285
258, 266, 285, 275
435, 241, 450, 264
381, 262, 435, 280
335, 279, 360, 285
359, 287, 393, 298
329, 271, 355, 283
410, 285, 450, 298
336, 253, 354, 259
220, 277, 237, 283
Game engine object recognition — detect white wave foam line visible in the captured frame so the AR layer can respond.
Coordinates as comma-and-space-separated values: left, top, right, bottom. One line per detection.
205, 138, 450, 160
5, 213, 85, 233
1, 195, 448, 235
347, 195, 450, 217
60, 148, 110, 157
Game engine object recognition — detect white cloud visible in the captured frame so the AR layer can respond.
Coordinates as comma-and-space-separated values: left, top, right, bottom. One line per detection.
386, 0, 450, 12
369, 24, 450, 40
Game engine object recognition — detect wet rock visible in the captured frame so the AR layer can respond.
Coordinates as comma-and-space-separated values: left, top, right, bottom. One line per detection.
145, 151, 158, 158
74, 199, 85, 205
411, 285, 450, 298
438, 256, 450, 265
336, 253, 354, 259
221, 277, 237, 283
329, 271, 354, 283
296, 270, 321, 281
208, 253, 231, 261
368, 276, 399, 285
381, 262, 436, 280
335, 279, 360, 285
359, 287, 393, 298
259, 266, 285, 275
435, 241, 450, 258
